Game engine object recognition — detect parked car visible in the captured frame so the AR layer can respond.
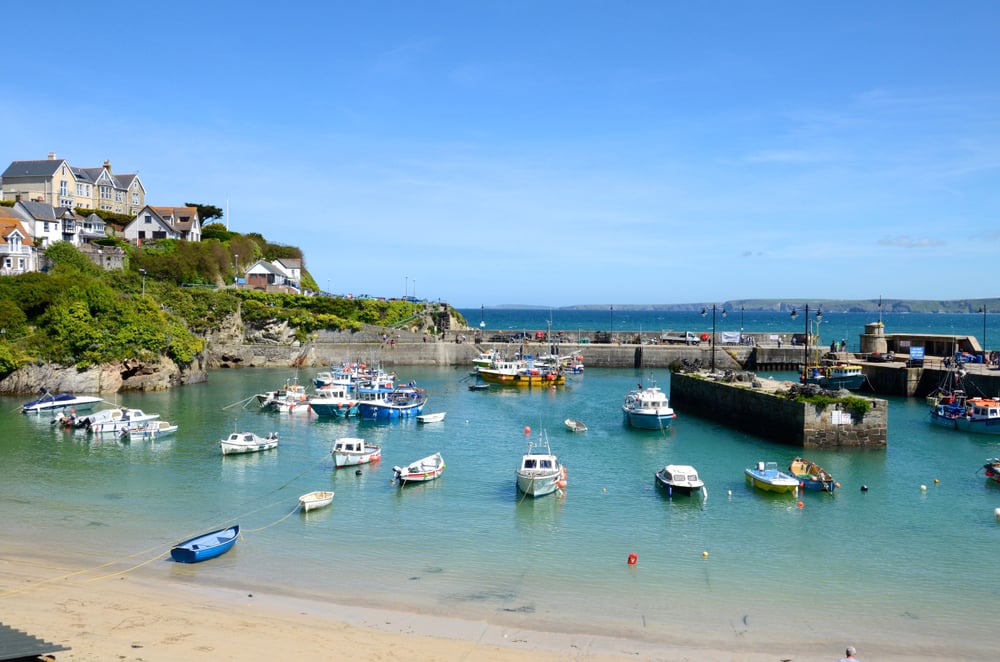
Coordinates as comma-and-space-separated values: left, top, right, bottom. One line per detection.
868, 351, 895, 362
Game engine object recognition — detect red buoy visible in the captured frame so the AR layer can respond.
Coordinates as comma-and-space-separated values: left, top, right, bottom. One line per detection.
627, 553, 638, 565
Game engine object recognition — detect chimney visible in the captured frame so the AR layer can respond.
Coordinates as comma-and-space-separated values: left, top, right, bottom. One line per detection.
103, 160, 112, 173
48, 152, 56, 160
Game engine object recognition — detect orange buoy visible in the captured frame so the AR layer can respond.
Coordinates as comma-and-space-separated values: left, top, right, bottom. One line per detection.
797, 501, 804, 509
557, 479, 567, 489
524, 426, 531, 437
627, 553, 638, 565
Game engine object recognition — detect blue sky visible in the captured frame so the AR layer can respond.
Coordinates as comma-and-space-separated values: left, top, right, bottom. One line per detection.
4, 2, 998, 307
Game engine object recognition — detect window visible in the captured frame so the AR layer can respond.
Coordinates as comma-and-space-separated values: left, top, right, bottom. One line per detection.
132, 192, 139, 205
76, 183, 84, 196
115, 191, 123, 202
59, 180, 68, 196
144, 215, 152, 224
100, 186, 111, 199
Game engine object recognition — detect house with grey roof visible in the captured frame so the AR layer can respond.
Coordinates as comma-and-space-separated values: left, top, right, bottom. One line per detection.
0, 209, 37, 275
1, 152, 145, 215
123, 205, 201, 244
244, 259, 301, 293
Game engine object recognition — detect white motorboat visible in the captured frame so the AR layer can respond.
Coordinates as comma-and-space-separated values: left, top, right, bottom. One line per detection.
79, 407, 160, 435
622, 381, 676, 430
416, 412, 446, 423
393, 452, 446, 484
125, 420, 178, 441
21, 391, 103, 414
654, 464, 705, 497
331, 437, 381, 468
564, 418, 587, 433
220, 431, 279, 455
516, 432, 567, 498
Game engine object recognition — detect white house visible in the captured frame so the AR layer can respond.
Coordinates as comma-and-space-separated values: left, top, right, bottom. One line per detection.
123, 206, 201, 245
0, 212, 37, 275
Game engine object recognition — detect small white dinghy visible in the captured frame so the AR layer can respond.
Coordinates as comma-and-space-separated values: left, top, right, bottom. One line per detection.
393, 452, 446, 484
298, 491, 335, 512
564, 418, 587, 433
416, 412, 446, 423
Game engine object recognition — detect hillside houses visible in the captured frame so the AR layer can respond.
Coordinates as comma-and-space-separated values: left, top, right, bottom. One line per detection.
123, 206, 202, 244
1, 153, 146, 216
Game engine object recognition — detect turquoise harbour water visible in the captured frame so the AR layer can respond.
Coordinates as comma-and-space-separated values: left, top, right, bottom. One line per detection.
2, 311, 998, 659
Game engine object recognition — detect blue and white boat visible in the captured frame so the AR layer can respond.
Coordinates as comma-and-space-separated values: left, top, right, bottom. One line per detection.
745, 461, 800, 494
622, 382, 676, 430
170, 524, 239, 563
307, 383, 358, 418
356, 383, 427, 420
21, 391, 103, 414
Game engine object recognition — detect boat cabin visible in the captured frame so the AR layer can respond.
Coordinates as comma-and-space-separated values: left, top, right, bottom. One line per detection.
333, 437, 367, 452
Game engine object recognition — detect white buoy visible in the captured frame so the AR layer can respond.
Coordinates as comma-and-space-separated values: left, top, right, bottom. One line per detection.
995, 507, 1000, 521
920, 484, 927, 491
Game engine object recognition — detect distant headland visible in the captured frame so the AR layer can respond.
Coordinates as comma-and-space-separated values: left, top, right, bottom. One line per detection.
486, 299, 999, 314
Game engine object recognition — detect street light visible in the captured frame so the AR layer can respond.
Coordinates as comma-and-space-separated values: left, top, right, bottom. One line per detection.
139, 268, 146, 297
979, 306, 988, 351
405, 275, 408, 299
610, 305, 614, 341
700, 305, 727, 372
740, 305, 745, 340
790, 304, 822, 377
480, 305, 485, 333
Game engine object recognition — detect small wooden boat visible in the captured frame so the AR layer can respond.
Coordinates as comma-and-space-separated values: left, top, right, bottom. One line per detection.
170, 525, 239, 563
564, 418, 587, 433
745, 461, 800, 494
298, 490, 335, 511
789, 457, 838, 492
468, 383, 490, 391
393, 452, 446, 484
331, 437, 381, 468
654, 464, 705, 497
416, 412, 446, 424
125, 420, 178, 441
220, 431, 279, 455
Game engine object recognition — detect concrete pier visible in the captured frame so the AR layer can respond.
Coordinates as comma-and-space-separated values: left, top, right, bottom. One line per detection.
669, 372, 888, 449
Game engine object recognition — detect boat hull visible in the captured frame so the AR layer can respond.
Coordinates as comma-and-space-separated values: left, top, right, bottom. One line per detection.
170, 525, 239, 563
21, 393, 102, 413
745, 466, 800, 493
299, 491, 335, 511
623, 411, 675, 430
220, 432, 279, 455
654, 466, 704, 497
516, 471, 563, 497
478, 370, 565, 387
930, 410, 1000, 434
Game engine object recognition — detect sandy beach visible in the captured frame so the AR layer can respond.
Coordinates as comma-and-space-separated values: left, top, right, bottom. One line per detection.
1, 548, 964, 662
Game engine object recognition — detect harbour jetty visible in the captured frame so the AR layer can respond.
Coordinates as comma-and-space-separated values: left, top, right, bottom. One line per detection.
669, 371, 887, 449
208, 325, 1000, 401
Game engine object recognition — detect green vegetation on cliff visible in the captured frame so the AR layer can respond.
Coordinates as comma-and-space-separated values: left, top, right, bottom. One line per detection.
0, 236, 453, 375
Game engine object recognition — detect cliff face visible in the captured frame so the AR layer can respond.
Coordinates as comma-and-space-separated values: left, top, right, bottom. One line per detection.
0, 355, 208, 395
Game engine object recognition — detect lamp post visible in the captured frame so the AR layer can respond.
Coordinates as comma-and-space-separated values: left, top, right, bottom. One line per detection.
700, 305, 726, 372
790, 304, 822, 376
610, 305, 614, 341
979, 306, 988, 351
480, 305, 485, 337
405, 275, 408, 299
139, 268, 146, 297
740, 305, 745, 340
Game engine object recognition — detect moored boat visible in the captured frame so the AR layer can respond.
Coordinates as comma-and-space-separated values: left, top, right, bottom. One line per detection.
416, 411, 446, 423
331, 437, 381, 467
393, 452, 446, 484
654, 464, 705, 497
929, 392, 1000, 435
564, 418, 587, 433
477, 357, 565, 387
800, 363, 866, 390
355, 383, 427, 420
298, 491, 335, 511
220, 431, 279, 455
21, 391, 103, 414
307, 383, 358, 418
622, 381, 676, 430
983, 458, 1000, 483
170, 525, 239, 563
745, 461, 800, 494
125, 420, 179, 441
515, 431, 567, 498
788, 457, 838, 492
79, 407, 161, 435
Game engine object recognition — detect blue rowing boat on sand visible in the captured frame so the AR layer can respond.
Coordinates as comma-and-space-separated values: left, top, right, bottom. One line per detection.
170, 525, 239, 563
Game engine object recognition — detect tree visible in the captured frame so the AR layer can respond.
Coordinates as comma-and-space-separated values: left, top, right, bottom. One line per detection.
185, 203, 224, 223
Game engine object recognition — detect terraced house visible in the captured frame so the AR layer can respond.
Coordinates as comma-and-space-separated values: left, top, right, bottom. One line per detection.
1, 152, 145, 215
